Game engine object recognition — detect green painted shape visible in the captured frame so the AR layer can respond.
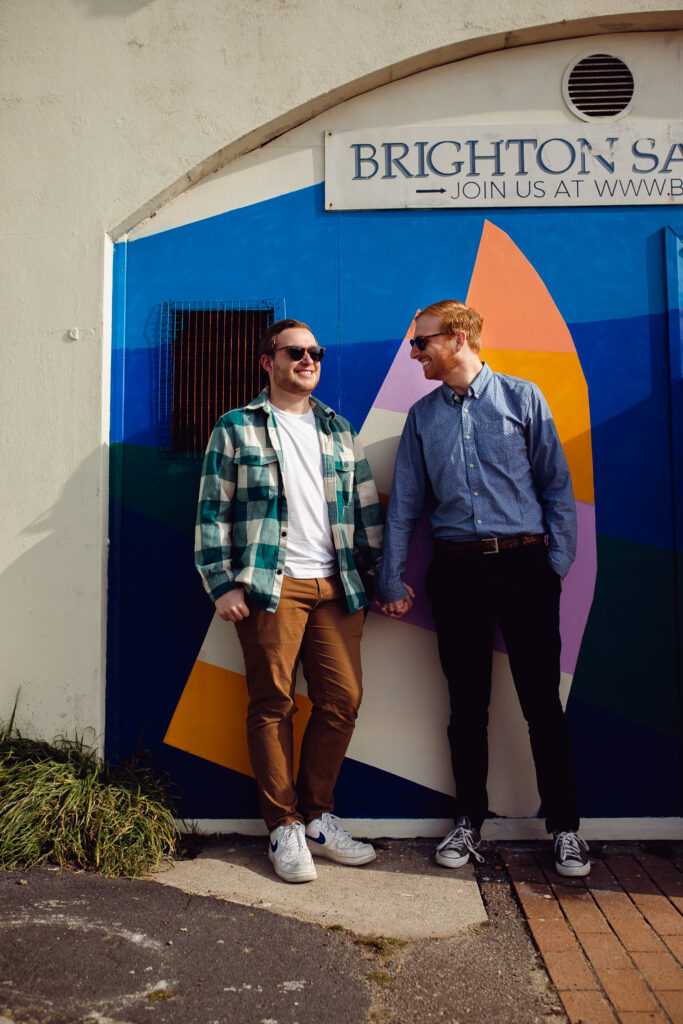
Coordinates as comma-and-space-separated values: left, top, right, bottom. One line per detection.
111, 442, 202, 536
112, 448, 681, 744
571, 533, 679, 739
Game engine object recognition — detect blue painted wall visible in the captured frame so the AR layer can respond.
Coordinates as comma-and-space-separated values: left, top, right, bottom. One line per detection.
108, 183, 683, 820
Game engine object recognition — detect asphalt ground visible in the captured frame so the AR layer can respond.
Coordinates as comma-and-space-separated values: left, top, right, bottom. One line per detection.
0, 838, 563, 1024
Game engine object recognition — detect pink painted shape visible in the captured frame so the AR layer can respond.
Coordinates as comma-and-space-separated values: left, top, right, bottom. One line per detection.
374, 327, 440, 416
558, 501, 597, 674
369, 507, 436, 631
492, 501, 597, 675
372, 502, 597, 678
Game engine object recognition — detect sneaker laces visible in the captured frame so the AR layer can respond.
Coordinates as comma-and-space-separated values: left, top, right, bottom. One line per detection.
280, 822, 306, 857
555, 831, 588, 862
436, 824, 484, 863
318, 813, 359, 848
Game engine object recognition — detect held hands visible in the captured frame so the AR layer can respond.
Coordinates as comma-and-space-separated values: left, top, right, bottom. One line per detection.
215, 587, 250, 622
377, 582, 416, 620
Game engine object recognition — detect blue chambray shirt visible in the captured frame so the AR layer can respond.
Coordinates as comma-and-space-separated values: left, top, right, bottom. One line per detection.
378, 362, 577, 604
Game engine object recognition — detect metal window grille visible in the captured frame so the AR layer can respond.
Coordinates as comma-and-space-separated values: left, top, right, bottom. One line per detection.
159, 299, 284, 456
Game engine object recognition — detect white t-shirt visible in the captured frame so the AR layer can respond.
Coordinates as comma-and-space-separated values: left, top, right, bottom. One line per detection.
271, 404, 338, 579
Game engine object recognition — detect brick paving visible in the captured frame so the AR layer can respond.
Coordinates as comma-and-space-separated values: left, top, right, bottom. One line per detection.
500, 844, 683, 1024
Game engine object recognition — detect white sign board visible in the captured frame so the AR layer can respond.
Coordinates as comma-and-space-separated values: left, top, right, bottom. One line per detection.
324, 124, 683, 209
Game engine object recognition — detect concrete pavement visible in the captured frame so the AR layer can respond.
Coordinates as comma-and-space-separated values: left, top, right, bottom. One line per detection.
151, 836, 487, 940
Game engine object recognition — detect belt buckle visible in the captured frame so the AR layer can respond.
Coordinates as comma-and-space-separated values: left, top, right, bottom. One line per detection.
482, 537, 499, 555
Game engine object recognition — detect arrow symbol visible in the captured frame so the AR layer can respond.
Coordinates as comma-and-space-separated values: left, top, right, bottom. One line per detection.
415, 188, 446, 194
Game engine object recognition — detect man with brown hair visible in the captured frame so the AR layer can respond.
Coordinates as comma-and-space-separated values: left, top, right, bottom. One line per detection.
378, 300, 589, 878
196, 319, 383, 883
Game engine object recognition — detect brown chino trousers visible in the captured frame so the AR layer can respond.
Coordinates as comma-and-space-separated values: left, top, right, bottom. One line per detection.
235, 574, 364, 831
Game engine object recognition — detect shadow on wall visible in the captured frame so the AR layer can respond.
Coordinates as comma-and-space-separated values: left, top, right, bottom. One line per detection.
74, 0, 158, 16
0, 446, 108, 739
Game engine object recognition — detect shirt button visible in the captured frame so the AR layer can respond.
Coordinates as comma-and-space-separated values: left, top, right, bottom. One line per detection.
469, 463, 474, 468
465, 435, 470, 440
474, 491, 479, 496
463, 407, 468, 413
477, 519, 482, 524
282, 530, 287, 536
276, 569, 283, 575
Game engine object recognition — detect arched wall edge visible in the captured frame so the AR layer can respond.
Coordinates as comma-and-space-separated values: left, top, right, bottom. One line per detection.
110, 10, 683, 241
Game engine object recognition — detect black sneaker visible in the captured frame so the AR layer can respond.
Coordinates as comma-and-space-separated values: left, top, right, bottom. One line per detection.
554, 831, 590, 877
435, 816, 484, 869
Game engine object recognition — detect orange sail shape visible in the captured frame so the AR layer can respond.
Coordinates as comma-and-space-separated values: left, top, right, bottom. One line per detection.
164, 641, 312, 778
468, 219, 594, 504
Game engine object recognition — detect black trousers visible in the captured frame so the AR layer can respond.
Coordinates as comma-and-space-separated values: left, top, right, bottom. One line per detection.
425, 544, 580, 834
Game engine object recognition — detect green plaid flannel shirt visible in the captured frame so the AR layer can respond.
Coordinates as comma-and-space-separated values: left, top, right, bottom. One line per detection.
195, 389, 383, 613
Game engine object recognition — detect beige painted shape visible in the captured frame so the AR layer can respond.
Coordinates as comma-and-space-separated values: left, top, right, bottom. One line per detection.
195, 610, 455, 796
197, 612, 249, 673
358, 407, 406, 494
346, 614, 455, 795
151, 838, 487, 940
487, 651, 573, 818
197, 612, 321, 695
193, 607, 572, 819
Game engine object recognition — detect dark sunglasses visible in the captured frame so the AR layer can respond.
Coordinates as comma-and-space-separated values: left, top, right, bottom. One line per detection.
274, 345, 326, 362
410, 332, 444, 351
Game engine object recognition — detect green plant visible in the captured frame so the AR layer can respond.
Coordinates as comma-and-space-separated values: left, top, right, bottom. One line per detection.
0, 710, 179, 877
366, 970, 392, 986
355, 936, 408, 957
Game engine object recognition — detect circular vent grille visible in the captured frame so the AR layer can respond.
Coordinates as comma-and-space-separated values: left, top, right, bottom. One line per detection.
563, 53, 635, 121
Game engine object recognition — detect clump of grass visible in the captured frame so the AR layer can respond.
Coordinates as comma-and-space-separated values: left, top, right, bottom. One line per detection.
355, 935, 408, 957
0, 711, 179, 877
366, 970, 392, 986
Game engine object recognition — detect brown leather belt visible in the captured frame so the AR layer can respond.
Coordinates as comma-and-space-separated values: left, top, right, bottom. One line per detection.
434, 534, 546, 557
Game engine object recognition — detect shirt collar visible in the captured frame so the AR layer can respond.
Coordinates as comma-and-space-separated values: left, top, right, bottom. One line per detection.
440, 361, 492, 404
247, 388, 336, 420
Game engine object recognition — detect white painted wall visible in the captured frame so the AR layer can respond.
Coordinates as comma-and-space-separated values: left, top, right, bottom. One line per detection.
130, 30, 682, 237
1, 0, 681, 744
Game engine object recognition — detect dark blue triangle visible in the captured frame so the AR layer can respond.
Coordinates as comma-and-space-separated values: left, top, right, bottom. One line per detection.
333, 757, 454, 818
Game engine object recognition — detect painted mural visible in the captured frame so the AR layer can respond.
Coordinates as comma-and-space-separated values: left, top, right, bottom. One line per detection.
163, 219, 597, 820
108, 180, 683, 825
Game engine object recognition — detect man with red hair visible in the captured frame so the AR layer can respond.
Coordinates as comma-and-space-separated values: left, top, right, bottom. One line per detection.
378, 299, 589, 878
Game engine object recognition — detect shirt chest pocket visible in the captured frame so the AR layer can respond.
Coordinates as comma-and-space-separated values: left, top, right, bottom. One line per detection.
233, 447, 279, 500
334, 454, 354, 508
478, 420, 527, 470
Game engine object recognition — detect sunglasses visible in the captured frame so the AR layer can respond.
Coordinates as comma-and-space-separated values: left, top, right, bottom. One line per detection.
410, 332, 444, 351
274, 345, 326, 362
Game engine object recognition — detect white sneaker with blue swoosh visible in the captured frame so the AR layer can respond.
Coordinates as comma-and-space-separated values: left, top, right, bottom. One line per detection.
268, 822, 317, 883
305, 813, 376, 866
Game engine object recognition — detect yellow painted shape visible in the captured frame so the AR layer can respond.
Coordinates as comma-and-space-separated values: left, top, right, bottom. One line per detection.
164, 658, 313, 777
484, 349, 594, 504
